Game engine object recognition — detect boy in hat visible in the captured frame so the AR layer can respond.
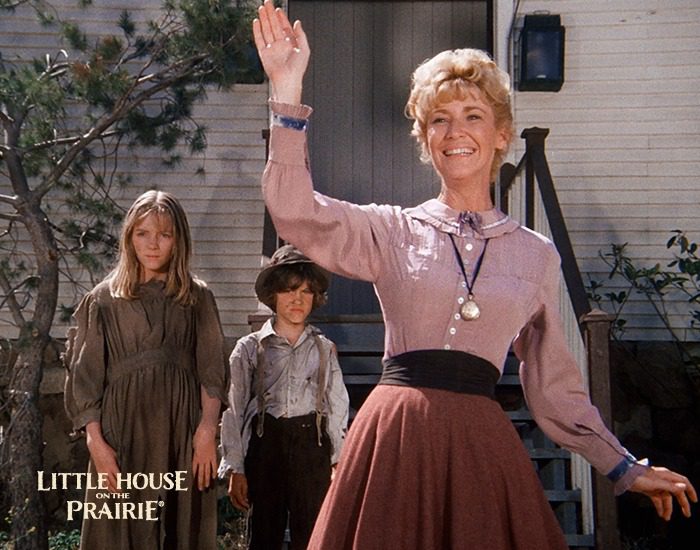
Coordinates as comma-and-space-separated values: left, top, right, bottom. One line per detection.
218, 245, 350, 550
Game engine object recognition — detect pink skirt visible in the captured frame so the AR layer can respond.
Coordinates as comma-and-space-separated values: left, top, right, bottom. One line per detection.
308, 384, 568, 550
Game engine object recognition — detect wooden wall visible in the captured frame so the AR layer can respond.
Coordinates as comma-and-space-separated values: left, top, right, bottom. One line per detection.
507, 0, 700, 340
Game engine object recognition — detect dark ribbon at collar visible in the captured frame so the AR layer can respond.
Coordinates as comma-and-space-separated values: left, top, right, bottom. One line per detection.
458, 211, 483, 235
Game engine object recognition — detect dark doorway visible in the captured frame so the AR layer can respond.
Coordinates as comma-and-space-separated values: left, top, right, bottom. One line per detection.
285, 1, 492, 315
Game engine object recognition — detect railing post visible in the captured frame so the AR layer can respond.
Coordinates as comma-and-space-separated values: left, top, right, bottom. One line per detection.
580, 309, 621, 550
523, 128, 546, 232
522, 127, 591, 324
498, 162, 517, 214
522, 128, 548, 230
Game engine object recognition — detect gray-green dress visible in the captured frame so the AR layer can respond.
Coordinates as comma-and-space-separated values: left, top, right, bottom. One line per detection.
64, 278, 227, 550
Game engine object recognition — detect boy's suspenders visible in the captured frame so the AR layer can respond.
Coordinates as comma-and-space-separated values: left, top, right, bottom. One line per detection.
255, 340, 267, 438
313, 335, 328, 447
254, 333, 329, 447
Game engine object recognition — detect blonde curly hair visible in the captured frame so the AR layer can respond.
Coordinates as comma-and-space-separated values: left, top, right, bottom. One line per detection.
405, 48, 514, 182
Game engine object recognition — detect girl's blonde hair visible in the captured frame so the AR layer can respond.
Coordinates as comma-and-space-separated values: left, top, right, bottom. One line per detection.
109, 190, 198, 305
405, 48, 514, 182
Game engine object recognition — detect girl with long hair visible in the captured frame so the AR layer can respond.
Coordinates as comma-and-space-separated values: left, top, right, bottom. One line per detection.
65, 190, 227, 549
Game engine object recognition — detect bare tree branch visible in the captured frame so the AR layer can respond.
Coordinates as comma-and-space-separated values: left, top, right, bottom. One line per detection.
0, 269, 27, 327
27, 128, 121, 154
0, 212, 22, 222
38, 58, 69, 81
0, 110, 14, 125
35, 56, 209, 199
0, 0, 34, 10
0, 193, 18, 205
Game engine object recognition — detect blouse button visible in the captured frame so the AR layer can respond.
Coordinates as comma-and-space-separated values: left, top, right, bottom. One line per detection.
465, 243, 474, 251
458, 296, 465, 304
461, 281, 467, 288
449, 327, 456, 335
444, 344, 451, 350
454, 313, 460, 320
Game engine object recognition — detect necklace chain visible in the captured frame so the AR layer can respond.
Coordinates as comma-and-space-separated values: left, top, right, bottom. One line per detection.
448, 234, 489, 296
448, 234, 489, 321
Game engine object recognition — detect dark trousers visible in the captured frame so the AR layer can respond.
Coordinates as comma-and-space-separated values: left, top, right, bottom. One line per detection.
245, 413, 332, 550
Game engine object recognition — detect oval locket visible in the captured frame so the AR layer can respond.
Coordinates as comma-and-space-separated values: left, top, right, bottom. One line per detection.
460, 297, 481, 321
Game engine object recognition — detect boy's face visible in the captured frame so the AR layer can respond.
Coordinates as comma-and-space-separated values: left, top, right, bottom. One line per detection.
274, 280, 314, 328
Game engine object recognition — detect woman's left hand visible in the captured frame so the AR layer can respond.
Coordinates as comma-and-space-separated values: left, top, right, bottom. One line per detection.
629, 465, 698, 520
192, 425, 217, 491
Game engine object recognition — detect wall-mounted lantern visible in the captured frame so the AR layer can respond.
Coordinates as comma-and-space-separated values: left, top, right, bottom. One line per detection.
517, 14, 565, 92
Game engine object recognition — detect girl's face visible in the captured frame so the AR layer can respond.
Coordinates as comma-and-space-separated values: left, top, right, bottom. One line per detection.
131, 212, 175, 282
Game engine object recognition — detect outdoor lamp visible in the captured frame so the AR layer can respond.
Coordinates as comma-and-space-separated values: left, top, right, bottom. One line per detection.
518, 14, 565, 92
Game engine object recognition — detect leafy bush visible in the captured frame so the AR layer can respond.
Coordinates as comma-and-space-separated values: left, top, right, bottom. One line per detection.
589, 230, 699, 335
216, 496, 249, 550
48, 529, 80, 550
587, 230, 700, 389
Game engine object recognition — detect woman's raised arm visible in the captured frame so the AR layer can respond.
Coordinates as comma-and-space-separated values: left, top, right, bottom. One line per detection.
252, 0, 310, 105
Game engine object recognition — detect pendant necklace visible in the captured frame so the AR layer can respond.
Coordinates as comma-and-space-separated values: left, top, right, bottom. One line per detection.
448, 233, 489, 321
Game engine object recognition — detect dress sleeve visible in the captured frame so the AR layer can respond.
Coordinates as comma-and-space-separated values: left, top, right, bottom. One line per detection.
324, 340, 350, 465
512, 245, 644, 493
63, 291, 106, 431
195, 286, 228, 405
263, 101, 399, 283
218, 337, 256, 476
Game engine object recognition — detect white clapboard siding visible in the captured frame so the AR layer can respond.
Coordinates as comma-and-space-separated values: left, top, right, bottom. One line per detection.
0, 1, 268, 340
508, 0, 700, 341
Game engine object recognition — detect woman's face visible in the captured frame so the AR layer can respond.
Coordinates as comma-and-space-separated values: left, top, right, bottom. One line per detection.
426, 86, 508, 189
131, 212, 175, 282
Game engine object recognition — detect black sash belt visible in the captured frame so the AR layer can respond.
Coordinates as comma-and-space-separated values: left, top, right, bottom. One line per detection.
378, 349, 500, 399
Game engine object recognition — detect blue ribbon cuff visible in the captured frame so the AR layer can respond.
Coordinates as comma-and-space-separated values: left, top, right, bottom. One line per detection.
607, 453, 644, 482
271, 113, 308, 131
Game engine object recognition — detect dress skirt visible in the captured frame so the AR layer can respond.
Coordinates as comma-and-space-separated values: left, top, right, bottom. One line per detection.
307, 383, 569, 550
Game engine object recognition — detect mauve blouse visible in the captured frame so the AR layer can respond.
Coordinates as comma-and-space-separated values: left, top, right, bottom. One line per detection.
261, 101, 644, 493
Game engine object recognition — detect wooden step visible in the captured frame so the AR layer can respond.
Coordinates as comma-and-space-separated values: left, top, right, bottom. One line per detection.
506, 408, 533, 421
343, 374, 381, 385
545, 489, 582, 502
564, 533, 595, 548
498, 374, 521, 385
529, 447, 571, 460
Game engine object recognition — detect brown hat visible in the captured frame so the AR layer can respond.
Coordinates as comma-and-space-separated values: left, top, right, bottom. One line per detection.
255, 245, 331, 309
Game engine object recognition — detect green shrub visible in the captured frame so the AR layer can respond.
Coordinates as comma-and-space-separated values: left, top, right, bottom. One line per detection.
48, 530, 80, 550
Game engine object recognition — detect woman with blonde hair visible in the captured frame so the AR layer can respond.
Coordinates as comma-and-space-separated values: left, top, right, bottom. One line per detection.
252, 2, 696, 548
65, 189, 227, 549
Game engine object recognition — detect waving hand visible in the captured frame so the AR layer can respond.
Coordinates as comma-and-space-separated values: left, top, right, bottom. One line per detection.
252, 0, 310, 105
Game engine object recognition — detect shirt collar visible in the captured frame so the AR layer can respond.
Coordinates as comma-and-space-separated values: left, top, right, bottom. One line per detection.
403, 198, 519, 239
257, 317, 319, 345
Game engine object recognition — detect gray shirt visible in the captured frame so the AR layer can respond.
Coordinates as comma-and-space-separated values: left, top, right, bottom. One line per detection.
219, 319, 349, 475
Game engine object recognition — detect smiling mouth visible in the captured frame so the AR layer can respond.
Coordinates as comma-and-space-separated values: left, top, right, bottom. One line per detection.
444, 147, 475, 157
